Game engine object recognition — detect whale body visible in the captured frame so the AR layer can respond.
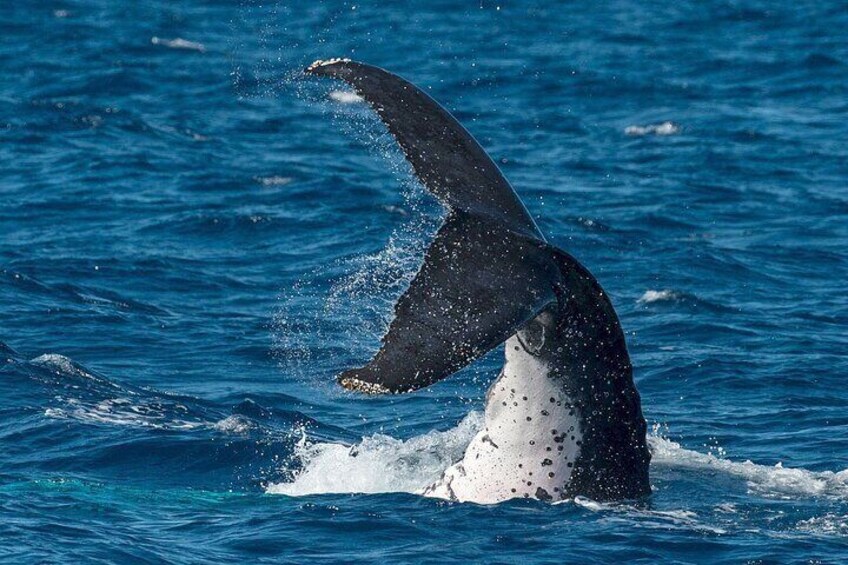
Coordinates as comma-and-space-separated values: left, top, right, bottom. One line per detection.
305, 58, 651, 503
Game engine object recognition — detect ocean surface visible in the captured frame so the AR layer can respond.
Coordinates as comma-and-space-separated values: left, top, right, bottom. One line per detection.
2, 1, 847, 563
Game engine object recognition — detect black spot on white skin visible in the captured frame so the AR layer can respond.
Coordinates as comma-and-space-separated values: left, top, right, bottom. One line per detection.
522, 396, 527, 401
535, 487, 553, 502
546, 447, 552, 451
548, 472, 555, 478
529, 440, 535, 445
541, 410, 549, 416
514, 346, 520, 351
567, 463, 573, 468
558, 446, 564, 452
549, 397, 556, 403
511, 488, 516, 493
541, 458, 553, 466
526, 416, 532, 422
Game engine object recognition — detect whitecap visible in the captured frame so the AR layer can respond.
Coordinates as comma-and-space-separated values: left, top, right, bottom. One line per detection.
31, 353, 104, 382
637, 289, 678, 304
150, 37, 206, 53
213, 415, 255, 435
625, 121, 680, 136
254, 175, 293, 187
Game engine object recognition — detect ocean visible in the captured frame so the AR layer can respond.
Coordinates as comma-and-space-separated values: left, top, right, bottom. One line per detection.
1, 1, 847, 562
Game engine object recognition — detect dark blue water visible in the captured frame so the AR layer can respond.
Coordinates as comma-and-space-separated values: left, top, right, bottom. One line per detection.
2, 1, 847, 562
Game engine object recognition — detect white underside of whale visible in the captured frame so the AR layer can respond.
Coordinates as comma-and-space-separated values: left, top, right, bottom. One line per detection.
421, 335, 583, 504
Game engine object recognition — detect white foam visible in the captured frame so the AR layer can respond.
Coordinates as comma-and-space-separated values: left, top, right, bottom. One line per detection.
44, 397, 205, 431
650, 435, 848, 500
213, 415, 255, 435
328, 90, 364, 104
625, 121, 680, 136
637, 289, 678, 304
572, 496, 727, 534
266, 412, 483, 496
796, 513, 848, 536
150, 37, 206, 53
32, 353, 82, 372
32, 354, 109, 383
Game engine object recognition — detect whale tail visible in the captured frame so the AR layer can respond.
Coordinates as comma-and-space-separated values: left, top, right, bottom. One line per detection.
305, 59, 623, 394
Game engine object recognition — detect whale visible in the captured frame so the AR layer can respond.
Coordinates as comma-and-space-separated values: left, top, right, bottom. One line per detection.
304, 58, 651, 503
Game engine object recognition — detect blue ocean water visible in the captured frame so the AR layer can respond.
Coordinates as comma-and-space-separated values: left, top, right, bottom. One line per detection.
2, 0, 847, 562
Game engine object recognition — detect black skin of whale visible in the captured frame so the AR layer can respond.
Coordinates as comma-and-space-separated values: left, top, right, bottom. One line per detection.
305, 59, 651, 501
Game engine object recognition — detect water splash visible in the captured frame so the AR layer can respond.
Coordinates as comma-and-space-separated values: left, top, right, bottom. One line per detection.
267, 412, 482, 496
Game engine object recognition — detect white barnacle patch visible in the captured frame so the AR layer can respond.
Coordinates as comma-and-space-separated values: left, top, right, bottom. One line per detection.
338, 377, 391, 395
306, 57, 352, 72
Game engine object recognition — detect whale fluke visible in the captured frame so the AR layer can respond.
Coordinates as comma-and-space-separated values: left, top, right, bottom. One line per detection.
304, 59, 589, 394
306, 59, 555, 393
305, 59, 650, 501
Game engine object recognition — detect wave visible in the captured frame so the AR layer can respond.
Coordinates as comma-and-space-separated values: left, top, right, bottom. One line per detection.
141, 211, 292, 237
33, 354, 211, 431
268, 412, 848, 503
651, 434, 848, 500
21, 353, 311, 439
13, 344, 848, 506
2, 269, 169, 317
